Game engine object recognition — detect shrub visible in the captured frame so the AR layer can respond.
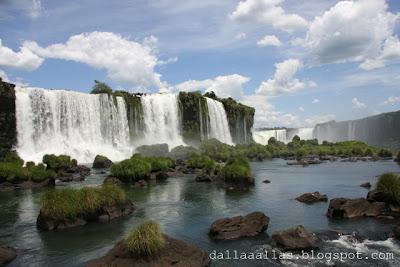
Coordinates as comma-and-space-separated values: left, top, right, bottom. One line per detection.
42, 154, 77, 172
111, 156, 151, 182
377, 149, 393, 158
90, 80, 113, 94
124, 221, 165, 257
187, 154, 215, 173
376, 173, 400, 204
200, 139, 236, 162
3, 151, 24, 166
0, 161, 55, 184
220, 155, 252, 184
40, 184, 127, 221
30, 164, 56, 183
146, 157, 173, 172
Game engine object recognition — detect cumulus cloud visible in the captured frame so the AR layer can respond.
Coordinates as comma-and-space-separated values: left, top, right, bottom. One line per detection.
383, 96, 400, 105
0, 39, 43, 71
230, 0, 308, 33
256, 35, 281, 47
175, 74, 250, 99
256, 59, 313, 96
352, 97, 367, 109
304, 0, 400, 68
24, 32, 167, 89
312, 98, 320, 104
304, 114, 335, 127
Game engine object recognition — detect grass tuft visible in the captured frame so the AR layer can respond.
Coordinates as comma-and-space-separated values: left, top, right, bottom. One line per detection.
376, 173, 400, 204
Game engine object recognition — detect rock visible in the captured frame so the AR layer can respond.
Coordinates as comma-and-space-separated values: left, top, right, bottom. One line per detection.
195, 172, 213, 182
262, 179, 271, 183
393, 225, 400, 240
360, 182, 371, 189
209, 211, 269, 240
86, 235, 210, 267
0, 245, 17, 266
367, 190, 393, 204
92, 155, 113, 169
296, 192, 328, 204
271, 225, 319, 252
136, 144, 169, 157
37, 201, 135, 231
150, 171, 168, 180
327, 198, 388, 219
133, 179, 148, 188
103, 175, 122, 185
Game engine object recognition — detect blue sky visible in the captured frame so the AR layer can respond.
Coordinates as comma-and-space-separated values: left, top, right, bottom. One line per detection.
1, 0, 400, 128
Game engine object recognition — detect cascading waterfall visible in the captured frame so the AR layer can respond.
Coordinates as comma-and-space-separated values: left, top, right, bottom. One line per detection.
205, 97, 233, 144
294, 128, 314, 141
15, 86, 132, 163
252, 129, 288, 145
140, 93, 185, 148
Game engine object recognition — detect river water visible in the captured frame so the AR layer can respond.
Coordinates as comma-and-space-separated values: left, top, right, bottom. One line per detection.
1, 160, 400, 266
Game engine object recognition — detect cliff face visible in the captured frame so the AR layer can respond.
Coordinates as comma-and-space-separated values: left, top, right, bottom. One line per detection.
0, 79, 16, 158
314, 110, 400, 149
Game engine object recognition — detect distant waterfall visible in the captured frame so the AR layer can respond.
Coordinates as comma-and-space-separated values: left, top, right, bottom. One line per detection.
140, 94, 185, 148
287, 127, 314, 141
252, 129, 288, 145
15, 87, 132, 163
205, 97, 233, 144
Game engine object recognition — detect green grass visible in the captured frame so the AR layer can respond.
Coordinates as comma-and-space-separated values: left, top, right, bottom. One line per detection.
40, 184, 127, 221
146, 157, 173, 172
187, 154, 216, 173
42, 154, 78, 172
220, 155, 252, 183
110, 156, 152, 182
376, 173, 400, 204
0, 162, 55, 184
124, 221, 165, 257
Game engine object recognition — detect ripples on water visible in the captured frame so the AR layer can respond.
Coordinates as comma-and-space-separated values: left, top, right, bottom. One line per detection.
1, 160, 400, 266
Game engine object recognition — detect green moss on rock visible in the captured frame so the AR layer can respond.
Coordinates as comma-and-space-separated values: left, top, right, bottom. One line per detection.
0, 79, 16, 159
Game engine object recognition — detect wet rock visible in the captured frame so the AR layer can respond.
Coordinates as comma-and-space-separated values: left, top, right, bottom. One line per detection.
209, 211, 269, 240
392, 225, 400, 240
296, 192, 328, 204
92, 155, 113, 169
195, 172, 213, 182
271, 225, 319, 252
0, 244, 17, 266
133, 179, 147, 188
360, 182, 371, 189
86, 235, 210, 267
327, 198, 388, 219
367, 190, 393, 204
262, 179, 271, 183
103, 175, 122, 185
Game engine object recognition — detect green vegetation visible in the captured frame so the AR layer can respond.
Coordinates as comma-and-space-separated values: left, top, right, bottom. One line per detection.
111, 155, 152, 182
200, 138, 237, 162
146, 157, 174, 172
376, 173, 400, 204
124, 221, 165, 257
169, 145, 198, 160
42, 154, 77, 172
40, 184, 127, 221
187, 154, 216, 174
92, 155, 112, 169
220, 155, 253, 184
90, 80, 113, 95
378, 148, 393, 158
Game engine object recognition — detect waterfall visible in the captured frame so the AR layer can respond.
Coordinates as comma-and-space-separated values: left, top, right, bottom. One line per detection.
295, 128, 314, 140
140, 93, 185, 148
205, 98, 233, 144
252, 129, 288, 145
15, 86, 132, 163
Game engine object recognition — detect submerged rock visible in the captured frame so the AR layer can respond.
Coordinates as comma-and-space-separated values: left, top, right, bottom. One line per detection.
296, 192, 328, 204
0, 245, 17, 266
209, 211, 269, 240
103, 175, 122, 185
360, 182, 371, 189
92, 155, 113, 169
86, 235, 210, 267
271, 225, 319, 251
262, 179, 271, 183
327, 198, 387, 219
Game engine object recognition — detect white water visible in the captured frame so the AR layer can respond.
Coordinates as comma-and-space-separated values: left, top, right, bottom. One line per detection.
252, 129, 288, 145
15, 86, 132, 163
296, 127, 314, 140
140, 93, 185, 148
205, 97, 233, 144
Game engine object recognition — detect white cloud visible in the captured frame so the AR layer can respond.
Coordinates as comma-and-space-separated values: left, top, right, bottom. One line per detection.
256, 35, 281, 47
304, 114, 335, 127
235, 32, 247, 40
24, 32, 167, 89
230, 0, 308, 33
383, 96, 400, 105
256, 59, 312, 96
0, 39, 43, 71
298, 106, 304, 112
0, 69, 9, 82
352, 97, 367, 109
175, 74, 250, 99
312, 98, 320, 104
158, 56, 178, 66
30, 0, 42, 19
360, 36, 400, 70
304, 0, 400, 68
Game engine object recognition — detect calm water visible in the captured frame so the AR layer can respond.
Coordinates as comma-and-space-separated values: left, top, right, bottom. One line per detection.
1, 159, 400, 267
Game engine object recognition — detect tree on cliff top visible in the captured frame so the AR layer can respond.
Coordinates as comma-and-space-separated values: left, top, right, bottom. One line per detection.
90, 80, 113, 95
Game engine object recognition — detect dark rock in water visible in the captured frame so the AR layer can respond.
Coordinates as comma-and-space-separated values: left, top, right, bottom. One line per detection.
37, 201, 135, 231
360, 182, 371, 189
195, 172, 213, 182
86, 235, 210, 267
392, 224, 400, 240
209, 211, 269, 240
296, 192, 328, 204
57, 165, 90, 182
92, 155, 113, 169
327, 198, 387, 219
133, 179, 148, 188
271, 225, 319, 251
136, 143, 169, 157
0, 244, 17, 266
262, 179, 271, 183
150, 171, 168, 180
367, 190, 393, 204
103, 175, 122, 185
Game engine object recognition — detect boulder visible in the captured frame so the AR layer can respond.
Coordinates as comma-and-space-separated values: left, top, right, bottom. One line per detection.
86, 235, 210, 267
195, 172, 213, 182
367, 190, 393, 204
327, 198, 388, 219
360, 182, 371, 189
92, 155, 113, 169
262, 179, 271, 183
271, 225, 319, 251
133, 179, 148, 188
0, 245, 17, 266
393, 225, 400, 240
209, 211, 269, 240
296, 192, 328, 204
103, 175, 122, 185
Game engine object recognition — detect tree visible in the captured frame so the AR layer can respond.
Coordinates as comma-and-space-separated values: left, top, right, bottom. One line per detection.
292, 135, 301, 142
90, 80, 113, 95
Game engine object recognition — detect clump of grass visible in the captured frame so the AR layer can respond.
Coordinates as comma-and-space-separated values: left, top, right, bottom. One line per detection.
220, 155, 252, 183
124, 221, 165, 257
376, 173, 400, 204
111, 156, 152, 182
42, 154, 77, 172
187, 154, 216, 173
146, 157, 174, 172
40, 184, 127, 221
